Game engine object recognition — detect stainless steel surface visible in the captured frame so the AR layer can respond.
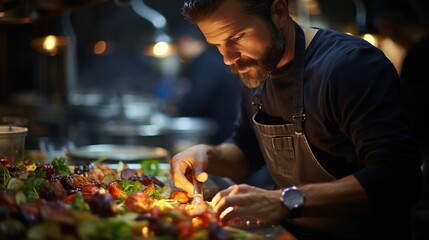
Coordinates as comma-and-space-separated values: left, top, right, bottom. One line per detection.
67, 144, 169, 164
0, 125, 27, 163
77, 116, 217, 154
105, 162, 169, 170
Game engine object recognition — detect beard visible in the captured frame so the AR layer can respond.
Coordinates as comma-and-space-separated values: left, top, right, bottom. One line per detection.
229, 21, 285, 88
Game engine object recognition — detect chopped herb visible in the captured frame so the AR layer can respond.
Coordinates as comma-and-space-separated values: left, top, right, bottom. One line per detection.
70, 192, 90, 211
140, 159, 160, 176
120, 180, 143, 196
0, 164, 11, 188
22, 168, 45, 201
52, 158, 72, 175
148, 187, 164, 200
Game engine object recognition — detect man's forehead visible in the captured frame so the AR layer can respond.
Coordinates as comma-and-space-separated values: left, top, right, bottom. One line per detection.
196, 0, 248, 41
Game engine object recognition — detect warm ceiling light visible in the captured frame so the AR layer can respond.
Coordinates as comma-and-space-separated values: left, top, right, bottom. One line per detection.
144, 41, 175, 58
43, 35, 57, 52
152, 41, 169, 57
31, 35, 69, 56
93, 41, 107, 55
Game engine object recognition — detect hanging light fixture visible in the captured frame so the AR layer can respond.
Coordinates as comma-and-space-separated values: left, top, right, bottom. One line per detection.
130, 0, 175, 58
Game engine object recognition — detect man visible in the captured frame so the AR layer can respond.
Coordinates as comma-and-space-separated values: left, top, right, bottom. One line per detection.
170, 0, 423, 239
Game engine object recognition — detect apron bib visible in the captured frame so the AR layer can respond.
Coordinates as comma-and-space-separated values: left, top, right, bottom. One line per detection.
251, 25, 334, 188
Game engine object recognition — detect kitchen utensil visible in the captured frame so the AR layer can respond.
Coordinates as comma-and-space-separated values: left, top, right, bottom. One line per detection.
192, 176, 204, 205
0, 126, 28, 163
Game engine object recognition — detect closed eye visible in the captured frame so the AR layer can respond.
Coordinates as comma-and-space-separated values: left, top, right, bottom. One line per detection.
230, 33, 244, 42
207, 32, 244, 49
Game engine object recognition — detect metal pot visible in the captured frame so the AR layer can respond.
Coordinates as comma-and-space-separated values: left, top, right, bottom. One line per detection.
0, 125, 28, 163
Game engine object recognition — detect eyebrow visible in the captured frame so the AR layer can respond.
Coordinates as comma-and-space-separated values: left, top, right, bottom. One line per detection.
206, 31, 245, 47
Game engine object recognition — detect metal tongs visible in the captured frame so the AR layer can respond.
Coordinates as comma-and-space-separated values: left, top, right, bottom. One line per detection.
191, 176, 204, 205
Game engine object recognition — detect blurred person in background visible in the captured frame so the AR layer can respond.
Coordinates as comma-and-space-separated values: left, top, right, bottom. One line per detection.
165, 24, 241, 144
373, 0, 429, 239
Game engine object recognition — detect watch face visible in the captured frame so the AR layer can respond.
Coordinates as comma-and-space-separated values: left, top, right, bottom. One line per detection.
282, 188, 304, 209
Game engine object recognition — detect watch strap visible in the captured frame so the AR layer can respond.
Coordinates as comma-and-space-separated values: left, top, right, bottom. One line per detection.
288, 203, 303, 218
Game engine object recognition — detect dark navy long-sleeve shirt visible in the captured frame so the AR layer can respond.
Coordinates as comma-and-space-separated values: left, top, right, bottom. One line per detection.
228, 27, 422, 228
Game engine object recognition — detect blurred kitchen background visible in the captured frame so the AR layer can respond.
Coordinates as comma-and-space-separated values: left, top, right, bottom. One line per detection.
0, 0, 428, 156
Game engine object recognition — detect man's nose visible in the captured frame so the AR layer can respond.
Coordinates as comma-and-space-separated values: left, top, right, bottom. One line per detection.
223, 52, 240, 65
219, 46, 240, 65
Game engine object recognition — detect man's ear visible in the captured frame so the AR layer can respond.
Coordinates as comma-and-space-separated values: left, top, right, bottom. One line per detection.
271, 0, 289, 26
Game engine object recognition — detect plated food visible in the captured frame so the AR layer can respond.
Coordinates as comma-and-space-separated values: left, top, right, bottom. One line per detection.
0, 157, 264, 240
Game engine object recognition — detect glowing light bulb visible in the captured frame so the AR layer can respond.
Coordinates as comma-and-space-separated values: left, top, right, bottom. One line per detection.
43, 35, 57, 50
152, 41, 170, 57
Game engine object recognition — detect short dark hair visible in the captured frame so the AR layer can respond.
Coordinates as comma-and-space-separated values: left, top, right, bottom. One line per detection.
182, 0, 277, 24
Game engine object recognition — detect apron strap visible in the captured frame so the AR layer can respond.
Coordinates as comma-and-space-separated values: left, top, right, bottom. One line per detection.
252, 84, 265, 111
292, 23, 306, 135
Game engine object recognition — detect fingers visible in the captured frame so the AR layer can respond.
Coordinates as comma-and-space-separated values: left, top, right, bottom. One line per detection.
171, 159, 194, 194
212, 184, 254, 222
211, 184, 238, 207
170, 146, 208, 196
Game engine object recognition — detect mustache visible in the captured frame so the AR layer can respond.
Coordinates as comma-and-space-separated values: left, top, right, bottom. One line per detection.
229, 59, 259, 73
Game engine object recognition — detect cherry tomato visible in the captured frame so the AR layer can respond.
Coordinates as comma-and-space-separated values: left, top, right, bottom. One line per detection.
108, 181, 127, 200
0, 159, 13, 168
81, 185, 99, 200
124, 192, 151, 213
171, 191, 190, 204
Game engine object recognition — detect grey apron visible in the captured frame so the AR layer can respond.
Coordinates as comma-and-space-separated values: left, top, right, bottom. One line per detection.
251, 26, 334, 189
251, 25, 371, 236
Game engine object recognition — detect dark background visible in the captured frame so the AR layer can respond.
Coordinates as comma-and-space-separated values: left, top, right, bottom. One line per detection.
0, 0, 428, 150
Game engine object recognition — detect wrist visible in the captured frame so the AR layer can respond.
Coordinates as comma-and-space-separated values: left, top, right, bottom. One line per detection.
281, 186, 305, 218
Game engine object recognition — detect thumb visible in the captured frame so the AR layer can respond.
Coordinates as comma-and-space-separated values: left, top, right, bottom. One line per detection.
195, 171, 209, 183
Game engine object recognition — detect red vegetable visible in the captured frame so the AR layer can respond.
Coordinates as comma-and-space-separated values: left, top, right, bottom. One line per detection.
124, 192, 151, 213
108, 181, 127, 200
171, 191, 190, 204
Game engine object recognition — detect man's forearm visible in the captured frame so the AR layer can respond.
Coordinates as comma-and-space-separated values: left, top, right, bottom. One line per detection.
300, 175, 370, 218
206, 143, 250, 178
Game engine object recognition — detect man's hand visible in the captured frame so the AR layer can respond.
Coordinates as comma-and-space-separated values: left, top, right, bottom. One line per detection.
211, 184, 288, 222
170, 144, 211, 196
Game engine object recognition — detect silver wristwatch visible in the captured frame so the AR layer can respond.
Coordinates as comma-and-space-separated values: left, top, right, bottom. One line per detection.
281, 186, 305, 218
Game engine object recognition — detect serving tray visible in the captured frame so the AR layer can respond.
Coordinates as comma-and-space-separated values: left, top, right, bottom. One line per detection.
67, 144, 169, 164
